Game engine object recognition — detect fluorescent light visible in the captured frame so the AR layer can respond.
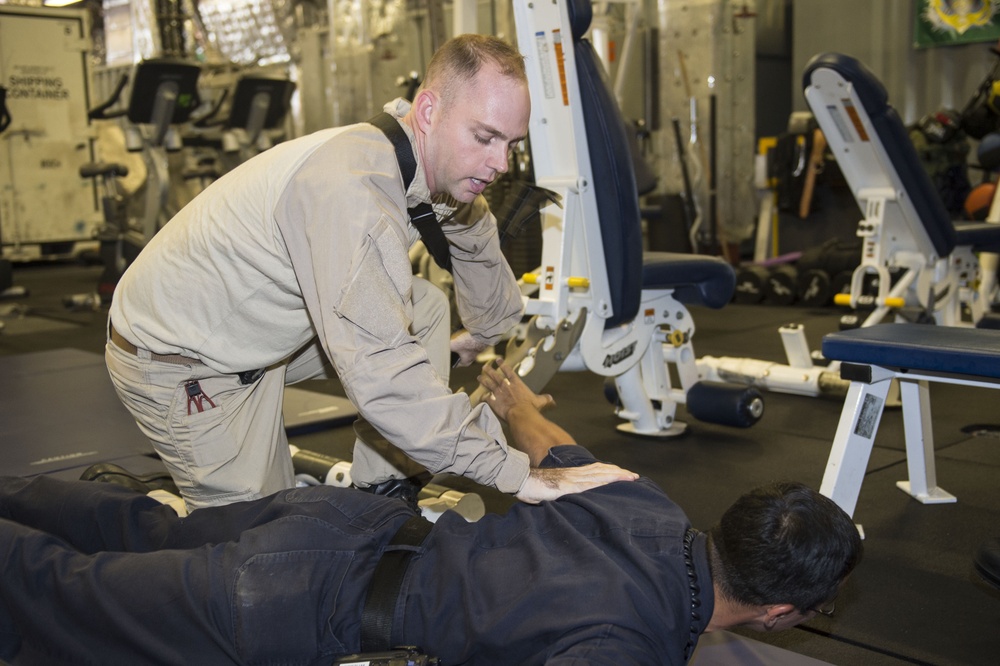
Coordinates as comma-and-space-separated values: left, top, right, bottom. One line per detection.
44, 0, 82, 6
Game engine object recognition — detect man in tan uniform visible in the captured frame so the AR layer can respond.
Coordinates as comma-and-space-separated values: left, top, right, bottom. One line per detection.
106, 35, 610, 510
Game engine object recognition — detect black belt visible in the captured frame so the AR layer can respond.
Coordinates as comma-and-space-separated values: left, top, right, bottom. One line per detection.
360, 514, 434, 652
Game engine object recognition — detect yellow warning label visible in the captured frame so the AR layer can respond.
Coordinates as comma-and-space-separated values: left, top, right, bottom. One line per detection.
842, 99, 869, 141
552, 30, 569, 106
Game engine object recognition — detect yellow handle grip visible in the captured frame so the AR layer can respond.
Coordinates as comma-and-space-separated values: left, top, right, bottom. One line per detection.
522, 273, 590, 289
834, 293, 905, 309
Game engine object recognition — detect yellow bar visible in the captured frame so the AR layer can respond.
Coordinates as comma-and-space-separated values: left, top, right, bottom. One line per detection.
833, 293, 904, 309
521, 273, 590, 289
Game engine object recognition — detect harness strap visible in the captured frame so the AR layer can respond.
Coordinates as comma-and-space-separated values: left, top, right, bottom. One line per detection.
368, 112, 452, 272
360, 514, 434, 652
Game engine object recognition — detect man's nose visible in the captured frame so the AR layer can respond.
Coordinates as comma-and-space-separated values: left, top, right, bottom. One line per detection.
487, 144, 509, 174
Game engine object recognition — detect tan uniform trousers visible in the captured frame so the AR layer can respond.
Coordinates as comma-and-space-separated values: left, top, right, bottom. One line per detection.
106, 277, 450, 510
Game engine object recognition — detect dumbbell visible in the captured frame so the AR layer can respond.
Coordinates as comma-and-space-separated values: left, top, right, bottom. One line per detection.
763, 264, 798, 305
733, 265, 770, 304
797, 268, 832, 307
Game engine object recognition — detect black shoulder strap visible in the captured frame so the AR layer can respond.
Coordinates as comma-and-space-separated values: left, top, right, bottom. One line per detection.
369, 112, 452, 272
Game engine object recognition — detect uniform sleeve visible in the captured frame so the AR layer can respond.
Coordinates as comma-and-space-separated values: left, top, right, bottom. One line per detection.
442, 197, 523, 345
273, 132, 529, 493
538, 445, 599, 469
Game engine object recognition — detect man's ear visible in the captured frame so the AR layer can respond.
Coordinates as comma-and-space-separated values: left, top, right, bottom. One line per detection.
412, 89, 437, 133
762, 604, 797, 630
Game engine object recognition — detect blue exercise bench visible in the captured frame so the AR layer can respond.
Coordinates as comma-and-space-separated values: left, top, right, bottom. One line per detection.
803, 53, 1000, 328
802, 52, 1000, 520
820, 324, 1000, 519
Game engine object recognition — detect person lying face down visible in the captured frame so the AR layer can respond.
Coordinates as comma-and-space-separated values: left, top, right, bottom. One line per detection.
0, 362, 861, 665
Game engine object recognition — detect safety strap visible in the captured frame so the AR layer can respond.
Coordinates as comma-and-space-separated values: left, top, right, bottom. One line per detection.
360, 514, 434, 652
368, 112, 452, 272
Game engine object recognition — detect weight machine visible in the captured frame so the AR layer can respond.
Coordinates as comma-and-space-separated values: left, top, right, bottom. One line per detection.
660, 50, 1000, 403
500, 0, 763, 437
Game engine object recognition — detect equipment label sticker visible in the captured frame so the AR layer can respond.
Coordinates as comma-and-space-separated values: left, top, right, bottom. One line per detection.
853, 393, 883, 439
535, 32, 556, 100
826, 105, 855, 144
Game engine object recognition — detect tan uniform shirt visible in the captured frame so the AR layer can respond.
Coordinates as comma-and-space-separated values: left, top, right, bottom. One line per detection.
110, 99, 530, 493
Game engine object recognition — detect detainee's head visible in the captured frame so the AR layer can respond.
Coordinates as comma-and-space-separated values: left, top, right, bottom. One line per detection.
709, 482, 863, 627
411, 34, 530, 203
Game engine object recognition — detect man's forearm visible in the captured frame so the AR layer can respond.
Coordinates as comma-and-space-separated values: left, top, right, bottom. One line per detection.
505, 403, 576, 467
480, 361, 639, 503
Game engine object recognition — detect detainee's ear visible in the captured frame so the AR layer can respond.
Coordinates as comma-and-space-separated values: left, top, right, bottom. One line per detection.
762, 603, 797, 630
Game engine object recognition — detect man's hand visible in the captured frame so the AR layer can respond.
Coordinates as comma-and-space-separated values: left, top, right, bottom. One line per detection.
478, 359, 554, 420
515, 464, 640, 504
479, 360, 640, 500
451, 330, 488, 367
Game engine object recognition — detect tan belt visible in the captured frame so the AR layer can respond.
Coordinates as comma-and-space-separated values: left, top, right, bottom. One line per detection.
110, 325, 200, 366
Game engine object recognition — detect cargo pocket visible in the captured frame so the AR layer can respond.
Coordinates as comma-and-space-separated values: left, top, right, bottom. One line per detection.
169, 374, 244, 468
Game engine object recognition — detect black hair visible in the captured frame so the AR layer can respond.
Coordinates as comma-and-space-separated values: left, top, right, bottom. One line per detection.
707, 481, 863, 612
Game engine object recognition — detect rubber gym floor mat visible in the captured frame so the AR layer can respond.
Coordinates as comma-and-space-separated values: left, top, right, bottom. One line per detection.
0, 312, 79, 336
283, 384, 359, 435
752, 455, 1000, 666
0, 349, 154, 476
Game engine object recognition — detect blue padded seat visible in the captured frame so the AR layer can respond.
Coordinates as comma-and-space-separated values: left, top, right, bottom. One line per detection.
567, 0, 735, 324
954, 221, 1000, 253
822, 324, 1000, 380
643, 253, 735, 308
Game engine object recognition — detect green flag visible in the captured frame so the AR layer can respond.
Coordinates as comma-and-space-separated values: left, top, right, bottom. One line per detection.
914, 0, 1000, 49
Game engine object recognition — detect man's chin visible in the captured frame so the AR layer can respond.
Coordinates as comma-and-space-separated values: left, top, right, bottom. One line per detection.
451, 190, 479, 204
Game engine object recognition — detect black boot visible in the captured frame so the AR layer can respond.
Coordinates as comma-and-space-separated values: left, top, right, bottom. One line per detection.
974, 537, 1000, 590
80, 462, 180, 496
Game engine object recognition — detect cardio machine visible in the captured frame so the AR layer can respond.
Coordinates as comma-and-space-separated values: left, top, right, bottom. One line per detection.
178, 73, 295, 197
85, 60, 201, 259
71, 60, 200, 305
221, 75, 296, 162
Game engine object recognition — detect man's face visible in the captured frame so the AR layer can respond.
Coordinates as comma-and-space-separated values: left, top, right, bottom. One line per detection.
423, 65, 530, 203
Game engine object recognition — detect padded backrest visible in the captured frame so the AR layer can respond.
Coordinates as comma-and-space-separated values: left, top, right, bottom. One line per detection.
802, 52, 956, 258
567, 0, 643, 328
